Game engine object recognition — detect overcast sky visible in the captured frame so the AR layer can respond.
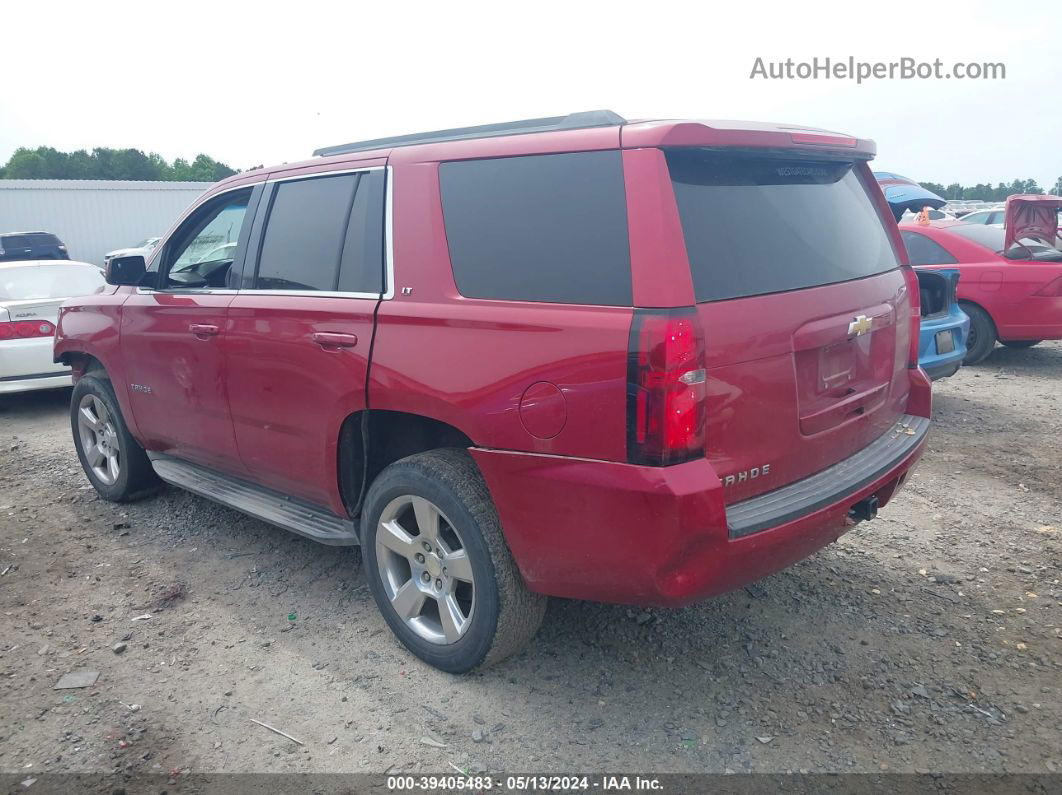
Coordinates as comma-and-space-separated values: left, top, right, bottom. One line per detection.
2, 1, 1058, 188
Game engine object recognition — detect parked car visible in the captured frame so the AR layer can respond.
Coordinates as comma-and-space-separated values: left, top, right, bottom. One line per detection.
0, 231, 70, 262
55, 111, 931, 672
872, 173, 969, 378
103, 237, 161, 269
909, 266, 969, 379
959, 208, 1006, 226
1, 261, 104, 394
900, 208, 958, 222
898, 220, 1062, 363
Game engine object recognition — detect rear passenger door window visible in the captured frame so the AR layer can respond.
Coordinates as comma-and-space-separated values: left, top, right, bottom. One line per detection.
251, 170, 386, 295
439, 151, 632, 306
900, 231, 958, 265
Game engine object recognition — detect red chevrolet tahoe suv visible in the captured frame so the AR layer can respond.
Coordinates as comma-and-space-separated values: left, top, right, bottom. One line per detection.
55, 111, 931, 672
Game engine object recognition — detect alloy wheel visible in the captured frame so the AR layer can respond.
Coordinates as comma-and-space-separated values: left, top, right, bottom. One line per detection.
375, 495, 476, 645
77, 394, 121, 486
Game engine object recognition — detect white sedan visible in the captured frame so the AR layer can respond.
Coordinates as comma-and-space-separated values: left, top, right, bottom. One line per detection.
1, 260, 105, 394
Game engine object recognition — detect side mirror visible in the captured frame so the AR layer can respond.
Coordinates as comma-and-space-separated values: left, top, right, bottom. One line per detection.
105, 255, 147, 286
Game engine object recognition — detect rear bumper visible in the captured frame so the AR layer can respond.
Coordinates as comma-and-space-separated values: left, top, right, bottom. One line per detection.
0, 338, 71, 394
918, 309, 969, 381
474, 376, 931, 607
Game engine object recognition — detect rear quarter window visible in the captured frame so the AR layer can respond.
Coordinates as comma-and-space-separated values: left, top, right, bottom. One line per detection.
439, 151, 632, 306
900, 231, 958, 265
666, 150, 899, 302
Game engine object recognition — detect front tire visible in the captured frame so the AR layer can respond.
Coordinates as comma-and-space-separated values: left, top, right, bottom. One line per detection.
961, 303, 997, 364
1001, 340, 1041, 349
70, 373, 159, 502
361, 449, 546, 673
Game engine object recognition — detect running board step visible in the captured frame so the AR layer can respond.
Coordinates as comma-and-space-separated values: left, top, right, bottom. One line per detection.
149, 455, 359, 546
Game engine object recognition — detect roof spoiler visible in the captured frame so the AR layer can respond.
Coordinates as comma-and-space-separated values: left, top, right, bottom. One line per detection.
312, 110, 627, 157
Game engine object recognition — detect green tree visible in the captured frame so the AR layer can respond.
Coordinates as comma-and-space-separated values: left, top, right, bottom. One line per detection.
1053, 177, 1062, 196
0, 146, 238, 181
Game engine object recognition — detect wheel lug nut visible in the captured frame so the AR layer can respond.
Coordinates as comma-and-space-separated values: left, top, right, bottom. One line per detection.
421, 572, 431, 583
435, 579, 442, 590
415, 553, 425, 563
422, 542, 431, 552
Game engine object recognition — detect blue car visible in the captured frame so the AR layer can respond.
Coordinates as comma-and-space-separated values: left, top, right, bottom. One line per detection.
914, 267, 969, 380
873, 173, 969, 379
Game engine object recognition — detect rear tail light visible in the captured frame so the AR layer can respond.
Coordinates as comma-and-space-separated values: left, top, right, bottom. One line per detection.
0, 320, 56, 340
1034, 275, 1062, 297
627, 307, 707, 466
901, 266, 921, 368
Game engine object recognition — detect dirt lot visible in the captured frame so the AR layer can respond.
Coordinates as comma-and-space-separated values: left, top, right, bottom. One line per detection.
1, 343, 1059, 780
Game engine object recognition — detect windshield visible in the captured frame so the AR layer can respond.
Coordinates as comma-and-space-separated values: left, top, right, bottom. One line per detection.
949, 224, 1062, 261
0, 264, 104, 300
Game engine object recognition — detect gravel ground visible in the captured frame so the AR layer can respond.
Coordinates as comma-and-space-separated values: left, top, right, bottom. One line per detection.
0, 343, 1059, 779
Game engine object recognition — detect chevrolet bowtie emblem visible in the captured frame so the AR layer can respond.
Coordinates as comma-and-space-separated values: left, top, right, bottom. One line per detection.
848, 315, 873, 336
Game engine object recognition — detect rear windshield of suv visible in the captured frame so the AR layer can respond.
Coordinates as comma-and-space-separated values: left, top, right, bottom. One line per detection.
439, 151, 632, 306
665, 150, 899, 302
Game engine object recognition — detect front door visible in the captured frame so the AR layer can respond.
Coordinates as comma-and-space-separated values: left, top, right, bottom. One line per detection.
121, 185, 260, 472
225, 168, 387, 512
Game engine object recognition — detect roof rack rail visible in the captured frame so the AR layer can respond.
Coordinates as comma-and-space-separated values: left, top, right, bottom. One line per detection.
312, 110, 627, 157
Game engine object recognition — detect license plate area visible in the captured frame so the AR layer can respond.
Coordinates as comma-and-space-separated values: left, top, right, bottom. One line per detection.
935, 330, 955, 354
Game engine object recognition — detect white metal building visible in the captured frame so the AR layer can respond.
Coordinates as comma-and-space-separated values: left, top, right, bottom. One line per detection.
0, 180, 213, 265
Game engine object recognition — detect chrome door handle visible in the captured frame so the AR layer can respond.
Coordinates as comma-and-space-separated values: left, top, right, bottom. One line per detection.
312, 332, 358, 349
189, 323, 219, 337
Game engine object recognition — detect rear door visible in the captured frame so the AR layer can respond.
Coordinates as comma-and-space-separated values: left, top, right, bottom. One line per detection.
664, 149, 912, 503
121, 186, 260, 472
225, 167, 387, 513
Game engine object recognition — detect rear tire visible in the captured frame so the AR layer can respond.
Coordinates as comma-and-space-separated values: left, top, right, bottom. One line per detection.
70, 373, 159, 502
961, 303, 997, 364
1000, 340, 1040, 349
361, 449, 546, 673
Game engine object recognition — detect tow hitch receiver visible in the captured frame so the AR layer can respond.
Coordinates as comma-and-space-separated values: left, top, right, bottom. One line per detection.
849, 495, 879, 523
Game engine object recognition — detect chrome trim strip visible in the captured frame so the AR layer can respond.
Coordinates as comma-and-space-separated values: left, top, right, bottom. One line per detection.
725, 415, 930, 539
244, 289, 382, 300
135, 287, 238, 295
264, 165, 384, 184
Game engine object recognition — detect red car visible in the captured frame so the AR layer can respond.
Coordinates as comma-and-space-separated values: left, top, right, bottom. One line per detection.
55, 111, 930, 672
898, 218, 1062, 363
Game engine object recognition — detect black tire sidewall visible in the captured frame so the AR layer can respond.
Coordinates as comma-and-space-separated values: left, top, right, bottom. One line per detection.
962, 304, 996, 364
361, 459, 501, 673
70, 375, 143, 501
1001, 340, 1040, 349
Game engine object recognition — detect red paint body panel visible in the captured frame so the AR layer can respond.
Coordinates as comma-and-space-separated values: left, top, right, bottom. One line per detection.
120, 291, 244, 473
900, 222, 1062, 340
472, 407, 926, 606
53, 291, 138, 433
225, 294, 376, 513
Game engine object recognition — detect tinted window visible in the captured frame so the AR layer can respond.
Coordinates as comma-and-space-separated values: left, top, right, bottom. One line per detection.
337, 170, 386, 294
666, 150, 900, 302
2, 235, 30, 249
901, 231, 958, 265
440, 151, 632, 306
164, 190, 251, 288
26, 233, 61, 245
256, 174, 357, 291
